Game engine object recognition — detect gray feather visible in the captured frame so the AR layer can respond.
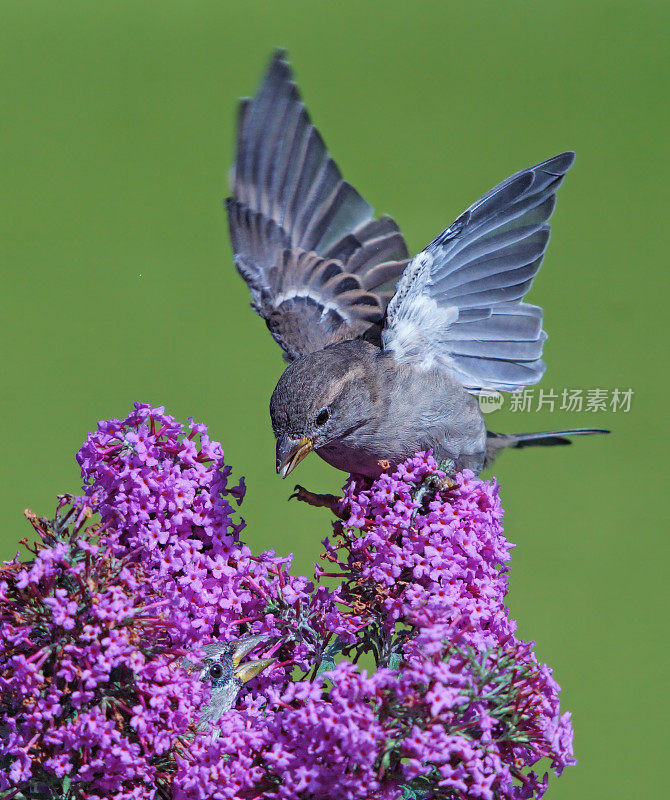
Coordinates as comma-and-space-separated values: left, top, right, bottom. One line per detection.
485, 428, 610, 467
227, 50, 408, 360
382, 152, 574, 391
451, 355, 546, 391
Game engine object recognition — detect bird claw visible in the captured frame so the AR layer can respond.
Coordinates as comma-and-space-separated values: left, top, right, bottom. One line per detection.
288, 484, 308, 503
288, 485, 346, 518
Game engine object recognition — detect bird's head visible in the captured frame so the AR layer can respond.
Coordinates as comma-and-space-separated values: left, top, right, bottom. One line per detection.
184, 634, 274, 727
270, 343, 376, 478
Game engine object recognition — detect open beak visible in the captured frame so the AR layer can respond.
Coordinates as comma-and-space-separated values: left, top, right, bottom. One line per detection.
276, 435, 313, 479
232, 634, 275, 684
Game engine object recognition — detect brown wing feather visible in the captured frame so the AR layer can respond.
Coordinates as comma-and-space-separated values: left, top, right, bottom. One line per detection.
226, 50, 408, 360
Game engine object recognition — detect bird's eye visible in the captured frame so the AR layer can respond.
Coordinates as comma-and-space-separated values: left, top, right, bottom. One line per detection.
208, 662, 224, 680
316, 408, 330, 426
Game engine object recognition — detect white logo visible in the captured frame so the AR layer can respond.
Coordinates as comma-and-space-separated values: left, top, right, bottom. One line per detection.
477, 391, 504, 414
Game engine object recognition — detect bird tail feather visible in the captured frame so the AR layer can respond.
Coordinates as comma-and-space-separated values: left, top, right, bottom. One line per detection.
507, 428, 610, 448
484, 428, 609, 467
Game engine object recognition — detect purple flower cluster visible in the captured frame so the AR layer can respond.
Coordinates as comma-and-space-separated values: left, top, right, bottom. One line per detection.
76, 404, 248, 641
0, 501, 204, 798
173, 662, 392, 800
178, 453, 575, 800
386, 626, 575, 798
328, 457, 514, 650
0, 405, 575, 800
176, 635, 573, 800
332, 454, 575, 794
75, 403, 356, 674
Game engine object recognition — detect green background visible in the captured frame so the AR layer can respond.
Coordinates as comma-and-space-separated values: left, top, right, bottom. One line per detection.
1, 2, 666, 797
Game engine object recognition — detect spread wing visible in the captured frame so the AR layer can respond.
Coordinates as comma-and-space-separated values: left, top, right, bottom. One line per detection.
227, 51, 409, 361
381, 152, 575, 391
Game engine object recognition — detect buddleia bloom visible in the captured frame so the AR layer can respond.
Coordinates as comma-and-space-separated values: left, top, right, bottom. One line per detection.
74, 402, 358, 687
1, 407, 575, 800
177, 450, 575, 800
0, 498, 204, 799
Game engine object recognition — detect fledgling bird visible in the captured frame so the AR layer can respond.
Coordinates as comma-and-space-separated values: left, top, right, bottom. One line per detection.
185, 635, 274, 728
226, 51, 608, 486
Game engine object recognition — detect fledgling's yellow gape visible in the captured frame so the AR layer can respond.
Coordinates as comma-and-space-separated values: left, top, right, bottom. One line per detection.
184, 635, 273, 729
226, 51, 608, 505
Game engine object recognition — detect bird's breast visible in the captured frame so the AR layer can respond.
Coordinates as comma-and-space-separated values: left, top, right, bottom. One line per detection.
316, 441, 387, 478
317, 361, 487, 477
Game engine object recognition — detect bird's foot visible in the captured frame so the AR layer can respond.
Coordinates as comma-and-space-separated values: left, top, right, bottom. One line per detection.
289, 485, 346, 518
